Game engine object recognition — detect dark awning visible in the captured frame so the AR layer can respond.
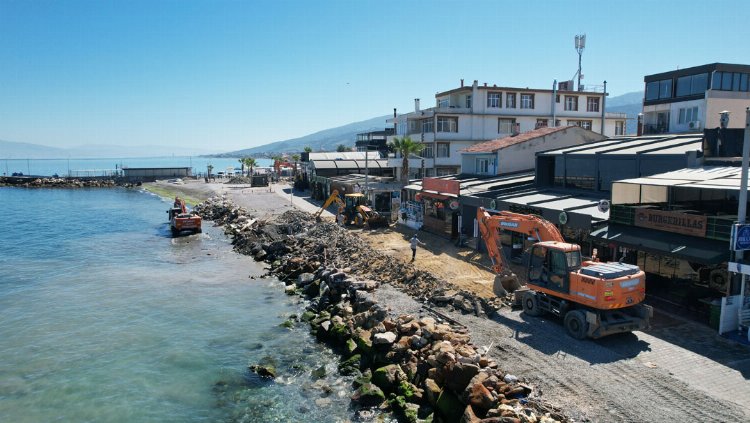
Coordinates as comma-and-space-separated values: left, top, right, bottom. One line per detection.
589, 224, 729, 265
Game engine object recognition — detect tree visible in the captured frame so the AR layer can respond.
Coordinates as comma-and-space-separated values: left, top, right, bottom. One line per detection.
238, 158, 246, 176
244, 157, 257, 176
207, 164, 214, 179
291, 154, 300, 176
303, 146, 313, 153
271, 155, 283, 178
336, 144, 351, 152
389, 136, 423, 182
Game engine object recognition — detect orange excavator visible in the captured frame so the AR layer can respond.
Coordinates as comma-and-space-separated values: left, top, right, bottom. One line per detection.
168, 198, 202, 236
477, 207, 652, 339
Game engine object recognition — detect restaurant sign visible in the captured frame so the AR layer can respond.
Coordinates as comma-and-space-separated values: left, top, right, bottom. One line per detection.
422, 178, 460, 196
634, 209, 707, 237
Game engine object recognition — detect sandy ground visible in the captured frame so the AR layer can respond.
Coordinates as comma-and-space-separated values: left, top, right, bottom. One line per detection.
148, 178, 750, 422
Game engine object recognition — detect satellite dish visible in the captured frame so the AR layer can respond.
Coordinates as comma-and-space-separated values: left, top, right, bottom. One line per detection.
489, 199, 497, 209
597, 199, 611, 213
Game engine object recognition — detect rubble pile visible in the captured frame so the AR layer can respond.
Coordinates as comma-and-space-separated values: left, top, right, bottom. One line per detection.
224, 176, 254, 184
0, 177, 135, 188
195, 196, 567, 422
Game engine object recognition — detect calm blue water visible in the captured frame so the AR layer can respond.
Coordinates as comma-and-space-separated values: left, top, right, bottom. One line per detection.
1, 157, 273, 178
0, 188, 351, 422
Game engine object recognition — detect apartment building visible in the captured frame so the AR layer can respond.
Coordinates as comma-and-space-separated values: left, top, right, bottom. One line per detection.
642, 63, 750, 135
387, 80, 627, 179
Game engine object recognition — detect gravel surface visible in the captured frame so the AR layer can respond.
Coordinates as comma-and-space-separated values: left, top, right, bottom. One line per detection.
150, 179, 750, 422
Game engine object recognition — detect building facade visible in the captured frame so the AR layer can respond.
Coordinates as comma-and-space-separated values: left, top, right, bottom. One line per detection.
388, 79, 627, 180
355, 129, 394, 156
642, 63, 750, 135
460, 126, 605, 176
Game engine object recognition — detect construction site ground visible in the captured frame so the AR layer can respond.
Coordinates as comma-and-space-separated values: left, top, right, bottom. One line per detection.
150, 179, 750, 422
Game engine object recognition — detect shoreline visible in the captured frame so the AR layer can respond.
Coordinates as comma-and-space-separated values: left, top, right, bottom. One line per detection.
193, 192, 568, 422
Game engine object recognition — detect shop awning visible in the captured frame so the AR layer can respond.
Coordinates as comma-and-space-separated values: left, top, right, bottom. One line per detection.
589, 224, 729, 265
419, 191, 452, 200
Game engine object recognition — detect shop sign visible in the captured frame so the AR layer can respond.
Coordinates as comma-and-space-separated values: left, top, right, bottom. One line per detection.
422, 178, 460, 195
731, 224, 750, 251
634, 209, 707, 237
449, 200, 460, 210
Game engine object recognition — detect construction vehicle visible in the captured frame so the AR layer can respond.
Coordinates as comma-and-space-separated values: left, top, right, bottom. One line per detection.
167, 198, 202, 236
314, 190, 389, 228
477, 207, 652, 339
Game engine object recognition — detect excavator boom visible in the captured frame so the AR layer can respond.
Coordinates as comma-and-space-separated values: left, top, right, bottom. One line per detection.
314, 190, 345, 220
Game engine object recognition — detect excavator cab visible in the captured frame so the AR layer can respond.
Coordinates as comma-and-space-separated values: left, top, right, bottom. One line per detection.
527, 243, 581, 294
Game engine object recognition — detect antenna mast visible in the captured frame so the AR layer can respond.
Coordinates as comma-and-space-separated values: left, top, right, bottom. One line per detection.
575, 34, 586, 91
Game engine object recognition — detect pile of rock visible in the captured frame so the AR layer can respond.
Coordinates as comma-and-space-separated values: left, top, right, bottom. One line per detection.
194, 196, 568, 422
0, 177, 130, 188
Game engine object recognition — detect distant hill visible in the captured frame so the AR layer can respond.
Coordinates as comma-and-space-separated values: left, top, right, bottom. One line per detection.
221, 92, 645, 156
606, 91, 643, 135
0, 139, 217, 159
215, 115, 391, 157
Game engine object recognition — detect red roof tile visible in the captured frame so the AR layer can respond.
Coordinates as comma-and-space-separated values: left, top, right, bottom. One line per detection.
461, 126, 572, 153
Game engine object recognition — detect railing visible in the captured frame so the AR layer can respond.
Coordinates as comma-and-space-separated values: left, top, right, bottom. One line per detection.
643, 124, 669, 135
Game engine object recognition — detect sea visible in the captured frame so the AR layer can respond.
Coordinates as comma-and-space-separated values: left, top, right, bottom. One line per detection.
0, 187, 353, 422
1, 157, 274, 178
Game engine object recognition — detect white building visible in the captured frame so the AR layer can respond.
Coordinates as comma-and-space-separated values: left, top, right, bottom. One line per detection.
387, 79, 627, 179
642, 63, 750, 135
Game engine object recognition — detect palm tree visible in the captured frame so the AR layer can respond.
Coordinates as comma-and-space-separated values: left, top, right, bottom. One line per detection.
271, 155, 283, 178
244, 157, 257, 176
207, 164, 214, 180
389, 136, 423, 182
291, 154, 300, 176
303, 146, 312, 153
336, 144, 350, 152
238, 158, 246, 176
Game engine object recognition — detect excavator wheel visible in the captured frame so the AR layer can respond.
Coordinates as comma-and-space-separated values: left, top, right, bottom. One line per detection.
522, 292, 543, 317
564, 310, 589, 340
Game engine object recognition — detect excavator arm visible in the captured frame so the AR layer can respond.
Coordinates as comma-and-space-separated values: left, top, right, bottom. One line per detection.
314, 190, 345, 219
476, 207, 566, 274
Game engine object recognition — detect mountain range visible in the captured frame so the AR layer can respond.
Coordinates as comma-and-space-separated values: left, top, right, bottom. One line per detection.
1, 91, 643, 159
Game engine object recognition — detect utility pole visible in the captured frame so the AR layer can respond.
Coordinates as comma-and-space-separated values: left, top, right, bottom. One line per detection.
738, 108, 750, 302
601, 80, 607, 135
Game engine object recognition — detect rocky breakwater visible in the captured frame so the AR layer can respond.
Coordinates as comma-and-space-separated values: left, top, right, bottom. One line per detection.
0, 176, 135, 188
194, 196, 568, 422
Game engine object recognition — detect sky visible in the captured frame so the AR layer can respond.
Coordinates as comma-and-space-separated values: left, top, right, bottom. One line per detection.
2, 0, 749, 152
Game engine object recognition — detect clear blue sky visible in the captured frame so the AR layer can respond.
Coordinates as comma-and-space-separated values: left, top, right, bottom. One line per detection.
2, 0, 748, 152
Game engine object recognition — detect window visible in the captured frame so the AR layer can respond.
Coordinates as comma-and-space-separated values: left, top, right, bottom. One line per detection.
555, 94, 560, 103
520, 93, 534, 109
722, 72, 733, 90
476, 158, 490, 174
421, 119, 433, 133
421, 144, 433, 158
487, 92, 501, 108
436, 142, 450, 158
678, 106, 699, 124
436, 117, 457, 132
536, 119, 548, 129
506, 93, 516, 108
438, 98, 449, 108
615, 121, 625, 135
466, 95, 472, 108
498, 118, 515, 134
676, 73, 708, 97
564, 95, 578, 111
587, 97, 599, 112
742, 74, 749, 92
568, 120, 592, 130
645, 81, 660, 101
660, 79, 672, 98
733, 73, 742, 91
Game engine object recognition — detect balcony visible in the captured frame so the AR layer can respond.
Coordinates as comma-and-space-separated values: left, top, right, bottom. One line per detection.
643, 123, 670, 135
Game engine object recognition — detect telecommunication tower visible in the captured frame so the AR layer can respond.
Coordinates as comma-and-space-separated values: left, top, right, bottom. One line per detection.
575, 34, 586, 91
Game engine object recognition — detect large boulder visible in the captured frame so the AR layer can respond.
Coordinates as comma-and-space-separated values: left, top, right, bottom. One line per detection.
350, 382, 385, 407
372, 364, 406, 392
